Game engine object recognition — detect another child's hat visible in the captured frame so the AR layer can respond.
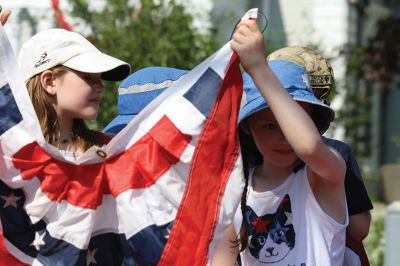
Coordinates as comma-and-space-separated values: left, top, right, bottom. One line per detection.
18, 29, 131, 82
103, 66, 188, 135
238, 60, 335, 133
267, 46, 334, 101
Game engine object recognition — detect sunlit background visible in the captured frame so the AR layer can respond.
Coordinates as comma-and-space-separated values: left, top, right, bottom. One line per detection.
2, 1, 400, 265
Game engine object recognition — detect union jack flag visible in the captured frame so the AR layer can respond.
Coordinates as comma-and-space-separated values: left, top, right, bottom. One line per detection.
0, 9, 258, 266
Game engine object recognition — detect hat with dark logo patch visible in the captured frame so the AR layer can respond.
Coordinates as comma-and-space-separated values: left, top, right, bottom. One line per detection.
18, 29, 130, 83
267, 46, 334, 101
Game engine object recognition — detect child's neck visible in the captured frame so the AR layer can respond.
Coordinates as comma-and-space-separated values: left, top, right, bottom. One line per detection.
252, 162, 295, 192
58, 117, 74, 150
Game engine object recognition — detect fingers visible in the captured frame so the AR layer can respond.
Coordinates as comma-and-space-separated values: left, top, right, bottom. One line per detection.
0, 10, 11, 25
230, 19, 266, 74
232, 23, 252, 44
236, 20, 259, 33
231, 28, 247, 45
232, 20, 261, 43
232, 21, 263, 49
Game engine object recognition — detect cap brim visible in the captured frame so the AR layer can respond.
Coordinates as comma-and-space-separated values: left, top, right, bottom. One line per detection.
103, 114, 135, 135
63, 50, 130, 81
238, 94, 335, 134
238, 96, 268, 123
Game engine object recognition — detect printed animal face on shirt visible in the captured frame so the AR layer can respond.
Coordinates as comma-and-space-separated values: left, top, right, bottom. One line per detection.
245, 194, 295, 263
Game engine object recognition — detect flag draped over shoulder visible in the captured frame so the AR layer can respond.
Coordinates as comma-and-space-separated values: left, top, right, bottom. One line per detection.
0, 9, 258, 266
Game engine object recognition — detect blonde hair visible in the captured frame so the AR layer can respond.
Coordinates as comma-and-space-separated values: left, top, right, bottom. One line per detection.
26, 65, 104, 152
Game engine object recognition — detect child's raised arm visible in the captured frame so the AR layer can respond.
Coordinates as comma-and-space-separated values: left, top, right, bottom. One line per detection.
231, 20, 346, 224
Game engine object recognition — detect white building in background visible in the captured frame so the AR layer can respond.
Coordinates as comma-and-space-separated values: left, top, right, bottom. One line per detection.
212, 0, 349, 139
279, 0, 349, 140
4, 0, 349, 139
3, 0, 214, 51
3, 0, 54, 52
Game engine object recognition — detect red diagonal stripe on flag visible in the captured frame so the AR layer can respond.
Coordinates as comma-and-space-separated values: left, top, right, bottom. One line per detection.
105, 115, 192, 196
158, 54, 242, 265
12, 115, 191, 209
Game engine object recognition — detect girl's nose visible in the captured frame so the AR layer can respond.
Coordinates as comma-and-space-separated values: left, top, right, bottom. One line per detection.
278, 131, 291, 146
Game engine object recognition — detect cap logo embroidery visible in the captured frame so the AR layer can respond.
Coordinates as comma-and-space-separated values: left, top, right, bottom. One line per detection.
34, 52, 51, 68
309, 75, 333, 86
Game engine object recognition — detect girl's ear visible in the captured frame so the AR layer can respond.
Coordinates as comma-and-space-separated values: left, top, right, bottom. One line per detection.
40, 70, 56, 95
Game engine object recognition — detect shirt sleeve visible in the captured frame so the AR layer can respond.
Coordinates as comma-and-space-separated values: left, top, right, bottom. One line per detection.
323, 137, 373, 215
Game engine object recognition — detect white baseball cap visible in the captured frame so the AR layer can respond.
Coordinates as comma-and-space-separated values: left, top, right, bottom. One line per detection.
18, 28, 131, 82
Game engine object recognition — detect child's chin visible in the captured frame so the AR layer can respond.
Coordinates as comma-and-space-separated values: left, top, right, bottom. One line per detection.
80, 113, 98, 121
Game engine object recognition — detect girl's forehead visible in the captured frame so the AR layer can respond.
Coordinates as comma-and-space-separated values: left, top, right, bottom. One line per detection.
248, 108, 275, 122
55, 70, 102, 84
67, 69, 102, 78
247, 101, 312, 122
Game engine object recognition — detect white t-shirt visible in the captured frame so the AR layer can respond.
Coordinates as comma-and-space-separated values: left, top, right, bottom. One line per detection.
233, 166, 348, 266
59, 149, 82, 161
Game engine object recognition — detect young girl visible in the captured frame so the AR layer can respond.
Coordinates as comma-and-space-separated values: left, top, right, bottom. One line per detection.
212, 21, 347, 265
268, 46, 371, 266
18, 28, 130, 154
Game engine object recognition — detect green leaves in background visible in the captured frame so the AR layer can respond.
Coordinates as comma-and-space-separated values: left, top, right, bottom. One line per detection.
69, 0, 219, 129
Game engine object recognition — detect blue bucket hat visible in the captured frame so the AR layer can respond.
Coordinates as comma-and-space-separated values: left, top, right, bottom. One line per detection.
238, 60, 334, 134
103, 66, 188, 135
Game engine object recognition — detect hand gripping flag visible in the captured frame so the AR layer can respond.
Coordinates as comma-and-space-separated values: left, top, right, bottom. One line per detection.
0, 9, 258, 266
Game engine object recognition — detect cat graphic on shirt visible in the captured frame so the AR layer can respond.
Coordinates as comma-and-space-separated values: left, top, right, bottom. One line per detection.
245, 194, 295, 264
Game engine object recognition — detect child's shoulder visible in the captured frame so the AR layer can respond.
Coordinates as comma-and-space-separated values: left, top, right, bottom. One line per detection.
322, 136, 351, 154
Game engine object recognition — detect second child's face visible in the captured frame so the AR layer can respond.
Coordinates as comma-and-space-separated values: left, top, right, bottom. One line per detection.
246, 108, 298, 168
53, 70, 105, 121
246, 103, 313, 168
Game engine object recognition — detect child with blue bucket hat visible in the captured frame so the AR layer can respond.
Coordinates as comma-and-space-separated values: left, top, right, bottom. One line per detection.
104, 66, 188, 136
212, 20, 347, 265
269, 46, 371, 266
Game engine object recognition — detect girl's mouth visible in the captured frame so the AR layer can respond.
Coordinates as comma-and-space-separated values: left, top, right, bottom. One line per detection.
274, 149, 294, 155
89, 98, 100, 104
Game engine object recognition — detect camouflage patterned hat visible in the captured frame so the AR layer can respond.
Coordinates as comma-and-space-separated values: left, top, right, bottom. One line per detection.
267, 46, 334, 102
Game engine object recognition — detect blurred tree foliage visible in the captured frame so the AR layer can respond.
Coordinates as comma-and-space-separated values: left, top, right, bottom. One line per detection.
339, 13, 400, 157
337, 45, 372, 157
364, 216, 385, 266
69, 0, 219, 129
349, 16, 400, 92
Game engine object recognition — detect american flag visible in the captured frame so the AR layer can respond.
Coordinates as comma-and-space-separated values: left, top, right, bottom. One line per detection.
0, 9, 257, 266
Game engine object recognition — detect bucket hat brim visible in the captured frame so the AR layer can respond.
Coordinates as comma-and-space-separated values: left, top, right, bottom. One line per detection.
103, 114, 135, 135
103, 67, 188, 135
238, 60, 335, 133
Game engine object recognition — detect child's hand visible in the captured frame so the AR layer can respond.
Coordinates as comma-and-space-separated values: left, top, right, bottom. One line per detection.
231, 20, 266, 74
0, 9, 11, 25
